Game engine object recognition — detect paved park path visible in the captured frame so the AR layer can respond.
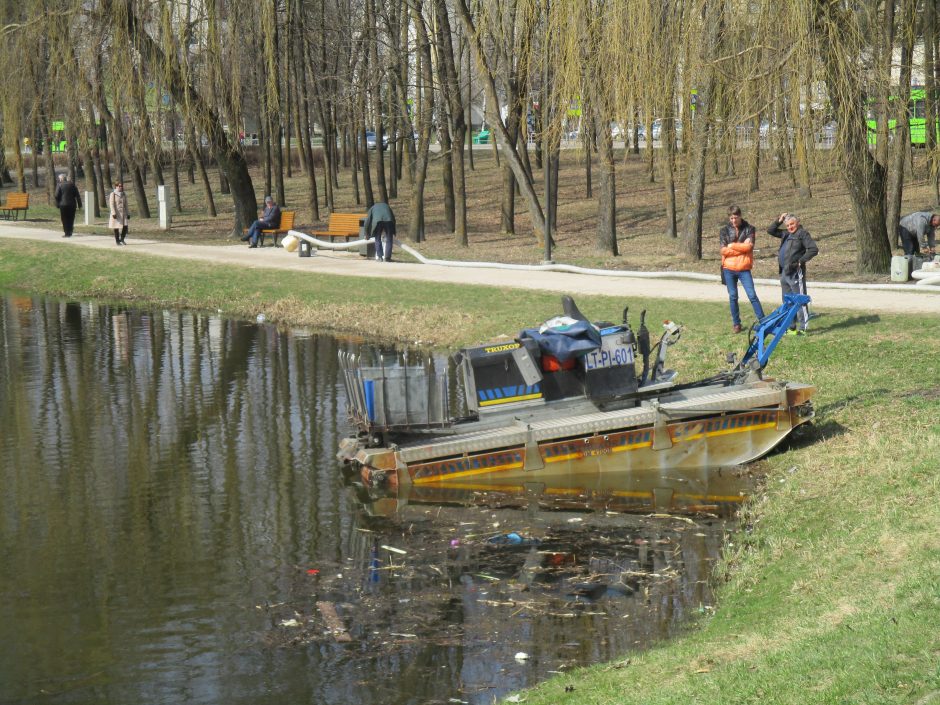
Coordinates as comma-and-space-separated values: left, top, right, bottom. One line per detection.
1, 221, 938, 315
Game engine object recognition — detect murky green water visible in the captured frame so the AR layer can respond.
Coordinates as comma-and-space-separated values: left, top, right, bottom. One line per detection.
0, 295, 748, 705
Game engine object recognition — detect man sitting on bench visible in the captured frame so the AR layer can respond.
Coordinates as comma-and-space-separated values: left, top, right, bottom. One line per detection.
243, 196, 281, 248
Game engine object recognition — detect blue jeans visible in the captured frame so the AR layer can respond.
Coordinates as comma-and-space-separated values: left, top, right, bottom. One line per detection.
780, 266, 810, 330
246, 219, 271, 246
723, 269, 765, 327
374, 223, 394, 261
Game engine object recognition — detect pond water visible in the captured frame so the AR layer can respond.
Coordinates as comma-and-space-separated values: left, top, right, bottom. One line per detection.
0, 295, 752, 705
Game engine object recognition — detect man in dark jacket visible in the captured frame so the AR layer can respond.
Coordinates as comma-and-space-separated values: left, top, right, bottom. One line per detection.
243, 196, 281, 248
767, 213, 818, 335
53, 174, 82, 238
364, 201, 396, 262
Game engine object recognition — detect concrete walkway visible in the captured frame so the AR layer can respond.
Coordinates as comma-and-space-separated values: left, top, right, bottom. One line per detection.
2, 221, 938, 315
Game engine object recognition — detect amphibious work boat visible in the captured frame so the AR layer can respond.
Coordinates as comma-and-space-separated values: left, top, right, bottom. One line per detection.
337, 295, 816, 499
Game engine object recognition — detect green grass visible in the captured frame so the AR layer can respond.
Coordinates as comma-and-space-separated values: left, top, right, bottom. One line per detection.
1, 238, 939, 704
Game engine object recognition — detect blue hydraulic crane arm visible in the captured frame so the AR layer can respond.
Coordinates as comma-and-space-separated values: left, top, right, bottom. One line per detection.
738, 293, 811, 370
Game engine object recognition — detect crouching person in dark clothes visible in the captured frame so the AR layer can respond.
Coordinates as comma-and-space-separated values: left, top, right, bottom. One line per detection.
897, 210, 939, 257
767, 213, 818, 335
364, 202, 396, 262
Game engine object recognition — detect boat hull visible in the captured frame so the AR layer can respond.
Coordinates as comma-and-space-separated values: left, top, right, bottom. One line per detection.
339, 381, 815, 501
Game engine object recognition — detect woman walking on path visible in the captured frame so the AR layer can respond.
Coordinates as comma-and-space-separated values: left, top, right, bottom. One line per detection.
108, 183, 129, 246
54, 174, 82, 238
719, 205, 765, 333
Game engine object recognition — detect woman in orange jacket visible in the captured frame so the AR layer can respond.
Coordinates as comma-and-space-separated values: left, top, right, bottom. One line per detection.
719, 205, 765, 333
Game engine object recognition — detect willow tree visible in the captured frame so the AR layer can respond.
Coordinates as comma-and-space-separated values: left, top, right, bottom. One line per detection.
456, 0, 546, 240
554, 0, 620, 254
110, 0, 258, 234
811, 0, 891, 274
681, 0, 723, 261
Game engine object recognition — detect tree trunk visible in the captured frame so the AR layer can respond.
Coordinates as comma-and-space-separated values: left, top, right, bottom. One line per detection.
662, 109, 678, 238
875, 0, 896, 169
582, 115, 593, 199
359, 118, 375, 208
39, 115, 56, 205
790, 70, 812, 200
408, 0, 434, 242
129, 162, 150, 219
83, 149, 100, 218
439, 120, 456, 232
187, 126, 217, 217
464, 32, 474, 172
596, 119, 618, 255
748, 115, 761, 192
435, 0, 468, 244
886, 0, 917, 236
924, 0, 938, 199
92, 143, 107, 207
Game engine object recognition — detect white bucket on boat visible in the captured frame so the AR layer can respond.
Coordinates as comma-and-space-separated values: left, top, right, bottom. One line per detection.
282, 233, 300, 252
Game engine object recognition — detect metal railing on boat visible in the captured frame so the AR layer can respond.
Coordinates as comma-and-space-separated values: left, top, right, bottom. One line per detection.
339, 351, 452, 432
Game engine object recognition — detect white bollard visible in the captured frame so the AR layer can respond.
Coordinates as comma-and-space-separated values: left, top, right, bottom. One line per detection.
84, 191, 92, 225
157, 185, 170, 229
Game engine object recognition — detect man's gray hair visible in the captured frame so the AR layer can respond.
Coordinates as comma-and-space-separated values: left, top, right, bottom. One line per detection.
264, 195, 273, 203
58, 173, 66, 182
784, 213, 800, 224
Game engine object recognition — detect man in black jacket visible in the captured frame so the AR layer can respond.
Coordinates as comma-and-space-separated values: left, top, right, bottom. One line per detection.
767, 213, 818, 335
53, 174, 82, 238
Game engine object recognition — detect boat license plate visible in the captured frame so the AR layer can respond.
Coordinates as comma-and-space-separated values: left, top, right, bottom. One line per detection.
581, 338, 634, 370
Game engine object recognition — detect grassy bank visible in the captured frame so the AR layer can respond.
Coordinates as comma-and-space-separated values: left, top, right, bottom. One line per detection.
2, 240, 939, 704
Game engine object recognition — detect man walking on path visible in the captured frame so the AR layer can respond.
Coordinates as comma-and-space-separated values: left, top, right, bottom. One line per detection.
54, 174, 82, 239
767, 213, 818, 335
364, 202, 396, 262
719, 205, 764, 334
897, 211, 939, 257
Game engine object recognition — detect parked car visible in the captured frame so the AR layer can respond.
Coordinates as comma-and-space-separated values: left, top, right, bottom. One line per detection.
364, 130, 388, 150
472, 129, 490, 144
651, 118, 682, 141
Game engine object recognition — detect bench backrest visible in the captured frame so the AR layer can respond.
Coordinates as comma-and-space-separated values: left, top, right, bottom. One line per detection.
3, 193, 29, 209
277, 210, 295, 230
327, 212, 364, 233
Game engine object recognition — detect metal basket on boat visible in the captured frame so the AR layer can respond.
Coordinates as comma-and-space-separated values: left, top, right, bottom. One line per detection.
339, 351, 451, 432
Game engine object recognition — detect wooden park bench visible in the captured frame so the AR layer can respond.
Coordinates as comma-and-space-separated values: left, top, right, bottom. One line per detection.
243, 210, 295, 247
0, 192, 29, 221
310, 212, 364, 242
